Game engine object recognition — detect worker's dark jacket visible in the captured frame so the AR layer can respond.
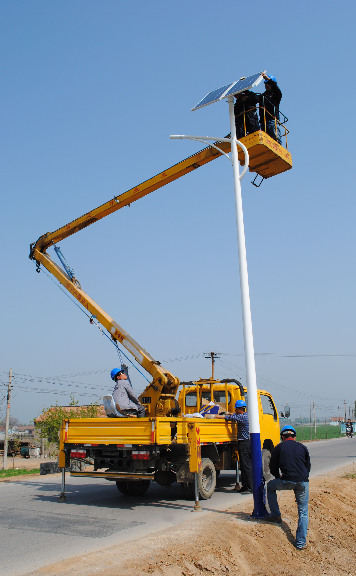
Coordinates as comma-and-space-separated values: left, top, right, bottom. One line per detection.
234, 90, 259, 137
269, 439, 311, 482
259, 80, 282, 119
234, 90, 259, 116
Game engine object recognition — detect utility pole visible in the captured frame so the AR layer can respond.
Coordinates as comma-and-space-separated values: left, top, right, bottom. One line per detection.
310, 404, 312, 440
313, 402, 316, 436
204, 352, 220, 380
3, 368, 12, 470
343, 399, 347, 422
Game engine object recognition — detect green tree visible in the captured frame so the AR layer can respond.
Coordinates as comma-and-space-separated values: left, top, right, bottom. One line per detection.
10, 436, 22, 468
35, 397, 100, 446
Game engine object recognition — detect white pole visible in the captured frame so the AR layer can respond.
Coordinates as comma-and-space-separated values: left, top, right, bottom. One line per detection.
228, 96, 266, 517
3, 368, 12, 470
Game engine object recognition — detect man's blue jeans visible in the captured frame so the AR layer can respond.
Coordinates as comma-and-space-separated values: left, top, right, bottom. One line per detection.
267, 478, 309, 548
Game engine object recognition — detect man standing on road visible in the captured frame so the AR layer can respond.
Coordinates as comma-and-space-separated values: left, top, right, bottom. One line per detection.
216, 399, 253, 493
266, 425, 311, 550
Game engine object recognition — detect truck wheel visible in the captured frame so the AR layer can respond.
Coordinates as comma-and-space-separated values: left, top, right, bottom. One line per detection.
181, 458, 217, 500
262, 448, 272, 482
198, 458, 216, 499
116, 481, 130, 495
116, 480, 150, 496
154, 470, 176, 486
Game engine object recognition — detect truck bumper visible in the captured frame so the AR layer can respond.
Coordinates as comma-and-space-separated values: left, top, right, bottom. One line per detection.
70, 471, 155, 481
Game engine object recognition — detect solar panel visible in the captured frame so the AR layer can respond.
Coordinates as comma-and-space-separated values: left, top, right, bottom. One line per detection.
191, 72, 264, 111
191, 83, 234, 111
223, 72, 263, 98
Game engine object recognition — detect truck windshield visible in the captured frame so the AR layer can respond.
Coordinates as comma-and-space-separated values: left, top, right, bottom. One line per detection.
185, 390, 231, 407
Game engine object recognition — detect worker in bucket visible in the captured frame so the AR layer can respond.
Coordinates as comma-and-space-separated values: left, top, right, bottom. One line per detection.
266, 425, 311, 550
216, 399, 253, 493
111, 368, 146, 417
259, 72, 282, 143
234, 89, 259, 139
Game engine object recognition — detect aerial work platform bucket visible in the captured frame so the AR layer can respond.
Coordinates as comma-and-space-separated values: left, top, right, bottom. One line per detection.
233, 130, 292, 178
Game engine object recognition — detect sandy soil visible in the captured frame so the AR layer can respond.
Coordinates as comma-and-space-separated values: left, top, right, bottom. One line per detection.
26, 463, 355, 576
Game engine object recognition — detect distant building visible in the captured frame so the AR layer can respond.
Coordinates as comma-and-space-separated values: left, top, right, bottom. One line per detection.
12, 426, 35, 436
329, 417, 342, 426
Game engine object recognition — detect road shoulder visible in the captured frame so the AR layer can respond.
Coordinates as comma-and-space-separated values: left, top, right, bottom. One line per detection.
26, 462, 356, 576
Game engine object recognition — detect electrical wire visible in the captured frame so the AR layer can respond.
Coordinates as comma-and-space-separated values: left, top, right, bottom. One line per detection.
40, 267, 150, 382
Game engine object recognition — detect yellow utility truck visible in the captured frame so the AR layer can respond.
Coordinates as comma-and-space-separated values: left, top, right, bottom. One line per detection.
31, 138, 283, 499
59, 379, 280, 498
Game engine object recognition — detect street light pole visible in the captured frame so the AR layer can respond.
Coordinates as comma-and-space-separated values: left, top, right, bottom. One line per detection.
171, 73, 267, 516
228, 96, 266, 518
171, 114, 267, 516
3, 368, 12, 470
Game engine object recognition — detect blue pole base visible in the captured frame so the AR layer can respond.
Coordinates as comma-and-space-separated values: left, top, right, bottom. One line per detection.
250, 432, 268, 518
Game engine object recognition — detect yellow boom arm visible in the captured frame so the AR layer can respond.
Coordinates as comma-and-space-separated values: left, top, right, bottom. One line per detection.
30, 141, 225, 416
30, 142, 225, 254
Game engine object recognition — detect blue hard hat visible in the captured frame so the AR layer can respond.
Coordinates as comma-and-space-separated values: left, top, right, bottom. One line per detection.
265, 75, 277, 83
235, 400, 247, 409
111, 368, 123, 380
281, 425, 296, 436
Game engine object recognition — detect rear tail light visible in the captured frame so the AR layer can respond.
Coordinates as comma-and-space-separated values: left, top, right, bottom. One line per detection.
132, 450, 150, 460
70, 449, 86, 459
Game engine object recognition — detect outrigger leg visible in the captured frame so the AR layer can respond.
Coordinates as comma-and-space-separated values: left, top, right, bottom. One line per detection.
59, 468, 67, 501
193, 472, 201, 512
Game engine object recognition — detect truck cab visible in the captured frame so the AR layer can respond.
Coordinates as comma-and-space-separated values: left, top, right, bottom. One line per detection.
178, 379, 280, 452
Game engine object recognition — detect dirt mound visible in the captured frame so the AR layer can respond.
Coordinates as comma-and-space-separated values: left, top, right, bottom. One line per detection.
30, 464, 356, 576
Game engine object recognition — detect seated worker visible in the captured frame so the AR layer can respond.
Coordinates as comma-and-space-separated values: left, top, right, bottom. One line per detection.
259, 72, 282, 143
234, 88, 259, 139
111, 368, 146, 417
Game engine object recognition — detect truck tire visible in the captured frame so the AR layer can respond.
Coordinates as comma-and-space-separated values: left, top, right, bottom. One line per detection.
199, 458, 216, 499
262, 448, 272, 482
154, 470, 176, 486
180, 458, 216, 500
116, 480, 150, 496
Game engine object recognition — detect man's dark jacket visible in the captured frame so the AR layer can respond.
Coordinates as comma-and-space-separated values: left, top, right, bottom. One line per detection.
259, 80, 282, 117
269, 439, 311, 482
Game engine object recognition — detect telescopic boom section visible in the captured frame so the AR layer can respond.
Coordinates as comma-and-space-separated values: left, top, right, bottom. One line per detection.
30, 142, 225, 254
31, 246, 180, 416
30, 142, 226, 417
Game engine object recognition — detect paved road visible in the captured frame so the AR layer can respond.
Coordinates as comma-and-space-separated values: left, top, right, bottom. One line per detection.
1, 437, 355, 576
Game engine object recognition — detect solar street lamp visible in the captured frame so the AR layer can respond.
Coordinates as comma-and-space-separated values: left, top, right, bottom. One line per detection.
171, 72, 268, 517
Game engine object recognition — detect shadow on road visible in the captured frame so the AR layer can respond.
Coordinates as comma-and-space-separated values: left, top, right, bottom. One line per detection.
29, 471, 238, 511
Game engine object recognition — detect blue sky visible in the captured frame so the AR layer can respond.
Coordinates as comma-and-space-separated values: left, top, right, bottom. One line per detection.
1, 1, 355, 424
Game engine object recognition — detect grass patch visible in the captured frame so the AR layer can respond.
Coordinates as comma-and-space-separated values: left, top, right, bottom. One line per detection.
0, 468, 40, 478
292, 424, 341, 442
342, 473, 356, 479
